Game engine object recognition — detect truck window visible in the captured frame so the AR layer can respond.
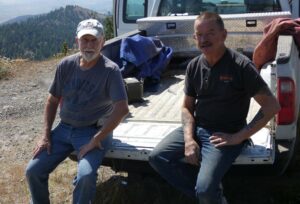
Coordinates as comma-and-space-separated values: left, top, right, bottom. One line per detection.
157, 0, 281, 16
123, 0, 147, 23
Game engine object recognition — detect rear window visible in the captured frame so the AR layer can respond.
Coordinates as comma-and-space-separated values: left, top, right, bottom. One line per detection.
157, 0, 281, 16
123, 0, 147, 23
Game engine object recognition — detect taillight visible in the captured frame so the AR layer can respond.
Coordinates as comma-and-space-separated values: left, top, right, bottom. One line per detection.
277, 77, 295, 125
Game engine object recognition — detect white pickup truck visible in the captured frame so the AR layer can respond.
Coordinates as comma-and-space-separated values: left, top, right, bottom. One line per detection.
98, 0, 300, 175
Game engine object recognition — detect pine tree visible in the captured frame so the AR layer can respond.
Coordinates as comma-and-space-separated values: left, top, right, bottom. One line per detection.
104, 16, 114, 40
61, 41, 68, 56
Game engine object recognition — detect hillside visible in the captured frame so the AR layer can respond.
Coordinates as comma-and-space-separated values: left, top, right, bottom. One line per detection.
1, 15, 36, 25
0, 5, 110, 60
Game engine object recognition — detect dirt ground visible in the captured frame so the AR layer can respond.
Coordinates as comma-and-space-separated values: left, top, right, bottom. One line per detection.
0, 58, 59, 203
1, 57, 300, 204
0, 58, 58, 164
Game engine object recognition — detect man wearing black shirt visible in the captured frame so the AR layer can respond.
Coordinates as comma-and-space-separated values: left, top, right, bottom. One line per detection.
149, 12, 280, 204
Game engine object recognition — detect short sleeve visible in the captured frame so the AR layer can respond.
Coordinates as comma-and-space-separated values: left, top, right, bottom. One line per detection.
243, 62, 268, 97
184, 59, 197, 97
107, 68, 128, 102
48, 63, 63, 97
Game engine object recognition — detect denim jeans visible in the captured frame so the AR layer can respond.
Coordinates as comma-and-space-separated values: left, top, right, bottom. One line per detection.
149, 127, 245, 204
25, 122, 112, 204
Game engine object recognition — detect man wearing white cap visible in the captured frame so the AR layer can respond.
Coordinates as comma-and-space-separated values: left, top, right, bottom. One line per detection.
26, 19, 129, 204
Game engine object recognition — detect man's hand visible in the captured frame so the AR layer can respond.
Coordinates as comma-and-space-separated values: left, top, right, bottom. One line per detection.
78, 137, 103, 160
184, 139, 200, 165
209, 132, 243, 148
33, 137, 51, 158
32, 94, 60, 158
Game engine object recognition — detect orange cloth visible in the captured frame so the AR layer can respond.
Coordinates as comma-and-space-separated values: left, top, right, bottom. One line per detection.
253, 18, 300, 69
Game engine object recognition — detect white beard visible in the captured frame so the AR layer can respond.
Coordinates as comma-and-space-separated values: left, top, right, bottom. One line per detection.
81, 51, 99, 62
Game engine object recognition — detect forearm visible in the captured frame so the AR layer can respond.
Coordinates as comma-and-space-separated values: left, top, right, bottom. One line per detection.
237, 100, 280, 141
93, 100, 129, 142
238, 110, 269, 140
43, 95, 60, 138
182, 107, 196, 142
181, 99, 200, 165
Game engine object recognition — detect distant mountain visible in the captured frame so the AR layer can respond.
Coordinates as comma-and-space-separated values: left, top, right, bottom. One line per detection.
1, 15, 37, 25
0, 5, 109, 60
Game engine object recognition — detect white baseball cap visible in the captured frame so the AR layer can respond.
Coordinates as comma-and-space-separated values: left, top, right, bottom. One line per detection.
76, 19, 104, 39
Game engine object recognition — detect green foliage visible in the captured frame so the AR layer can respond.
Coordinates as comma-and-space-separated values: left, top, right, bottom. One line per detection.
61, 41, 68, 56
89, 11, 98, 19
0, 5, 112, 60
104, 16, 114, 40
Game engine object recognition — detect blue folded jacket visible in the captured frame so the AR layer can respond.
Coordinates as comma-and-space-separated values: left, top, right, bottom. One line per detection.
120, 34, 173, 87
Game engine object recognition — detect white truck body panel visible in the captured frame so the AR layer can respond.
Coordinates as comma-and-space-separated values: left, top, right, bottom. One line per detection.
274, 35, 300, 139
107, 122, 274, 164
114, 0, 298, 37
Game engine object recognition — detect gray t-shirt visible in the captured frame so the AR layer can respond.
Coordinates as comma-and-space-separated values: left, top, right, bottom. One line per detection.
49, 53, 127, 127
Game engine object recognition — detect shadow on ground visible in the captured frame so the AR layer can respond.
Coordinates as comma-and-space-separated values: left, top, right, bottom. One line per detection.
94, 174, 197, 204
223, 173, 300, 204
94, 172, 300, 204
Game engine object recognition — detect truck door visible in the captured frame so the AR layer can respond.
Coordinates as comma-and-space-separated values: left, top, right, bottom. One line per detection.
114, 0, 148, 36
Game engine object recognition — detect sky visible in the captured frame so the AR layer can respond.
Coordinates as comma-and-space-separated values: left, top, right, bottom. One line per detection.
0, 0, 113, 23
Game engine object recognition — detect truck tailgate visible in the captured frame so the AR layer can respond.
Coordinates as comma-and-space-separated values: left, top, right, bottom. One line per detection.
106, 70, 274, 165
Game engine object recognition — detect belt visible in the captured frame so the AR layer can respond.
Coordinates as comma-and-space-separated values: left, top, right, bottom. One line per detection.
61, 121, 101, 128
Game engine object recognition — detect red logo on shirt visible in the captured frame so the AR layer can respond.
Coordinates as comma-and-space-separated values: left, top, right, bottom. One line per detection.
219, 75, 233, 82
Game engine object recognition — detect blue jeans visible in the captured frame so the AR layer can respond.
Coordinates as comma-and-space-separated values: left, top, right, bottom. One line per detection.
149, 127, 245, 204
25, 122, 112, 204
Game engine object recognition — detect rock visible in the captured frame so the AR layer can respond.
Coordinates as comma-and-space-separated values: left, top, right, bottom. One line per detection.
3, 105, 13, 110
37, 98, 43, 103
30, 83, 38, 87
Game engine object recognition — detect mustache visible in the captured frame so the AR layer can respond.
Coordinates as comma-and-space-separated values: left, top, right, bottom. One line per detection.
83, 49, 96, 52
200, 42, 212, 48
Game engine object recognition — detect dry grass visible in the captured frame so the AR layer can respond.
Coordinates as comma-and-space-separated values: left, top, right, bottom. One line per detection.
0, 67, 9, 79
0, 160, 74, 204
0, 59, 12, 80
0, 157, 195, 204
0, 159, 79, 203
48, 160, 77, 203
0, 163, 28, 204
1, 158, 300, 204
0, 57, 36, 80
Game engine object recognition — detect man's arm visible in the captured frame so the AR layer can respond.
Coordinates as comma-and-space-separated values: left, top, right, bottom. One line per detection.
242, 86, 281, 139
33, 94, 60, 158
78, 100, 129, 159
210, 86, 281, 147
182, 95, 199, 165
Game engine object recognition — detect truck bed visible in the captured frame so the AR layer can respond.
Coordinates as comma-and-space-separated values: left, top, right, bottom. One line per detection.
127, 69, 184, 122
106, 68, 274, 165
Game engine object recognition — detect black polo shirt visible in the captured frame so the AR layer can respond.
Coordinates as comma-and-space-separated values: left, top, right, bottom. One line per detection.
184, 48, 267, 133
